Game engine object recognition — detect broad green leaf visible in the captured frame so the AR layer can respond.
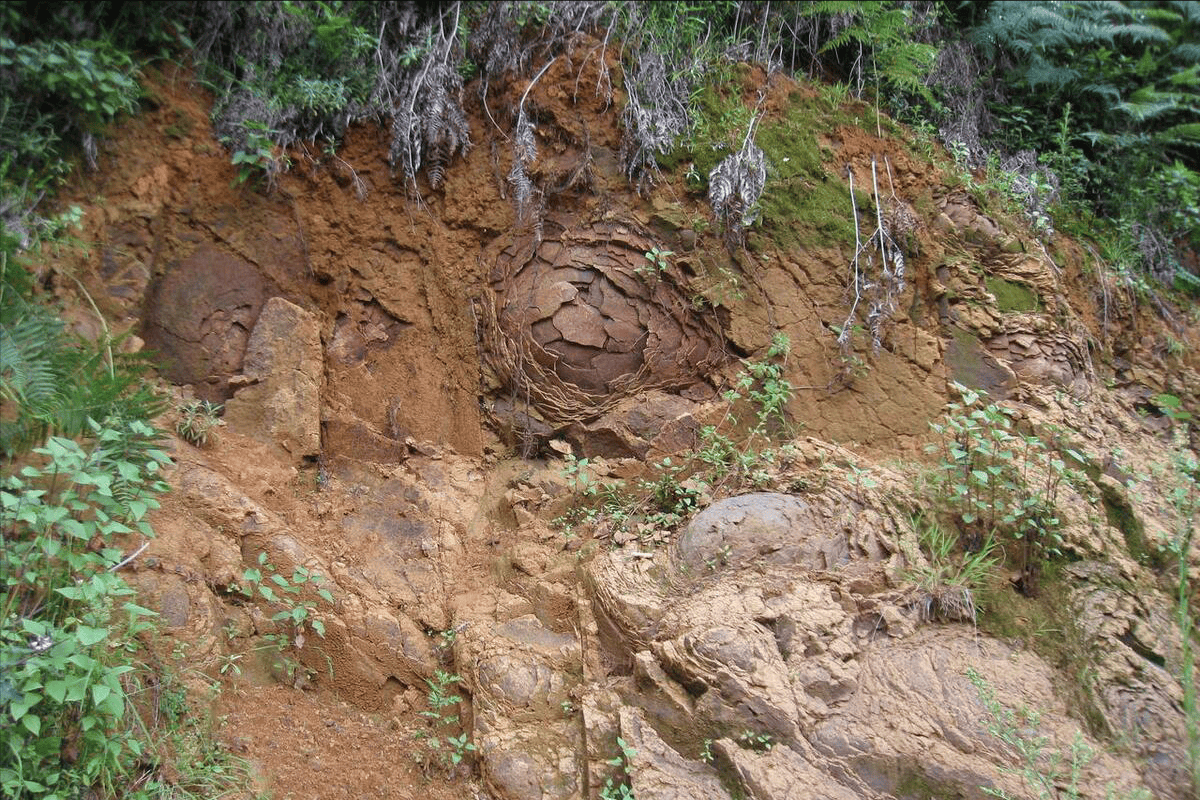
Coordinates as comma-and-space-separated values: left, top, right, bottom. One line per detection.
75, 625, 108, 646
10, 692, 41, 719
44, 679, 67, 703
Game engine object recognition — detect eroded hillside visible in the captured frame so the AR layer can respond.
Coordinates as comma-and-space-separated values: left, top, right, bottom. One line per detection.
32, 41, 1200, 800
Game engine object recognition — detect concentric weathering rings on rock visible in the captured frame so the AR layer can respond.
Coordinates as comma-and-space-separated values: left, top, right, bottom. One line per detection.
479, 214, 726, 424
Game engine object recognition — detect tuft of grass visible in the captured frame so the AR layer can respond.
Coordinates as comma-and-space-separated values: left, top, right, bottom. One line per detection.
176, 400, 223, 448
904, 516, 998, 625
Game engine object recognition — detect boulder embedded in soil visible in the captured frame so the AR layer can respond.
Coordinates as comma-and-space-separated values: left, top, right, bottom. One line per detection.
224, 296, 322, 457
141, 245, 269, 401
674, 492, 850, 574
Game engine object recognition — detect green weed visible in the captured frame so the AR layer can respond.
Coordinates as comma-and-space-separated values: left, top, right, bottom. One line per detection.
553, 335, 797, 547
413, 669, 476, 774
176, 400, 222, 448
227, 552, 334, 687
1155, 399, 1199, 796
601, 736, 636, 800
967, 669, 1149, 800
925, 384, 1092, 596
904, 516, 998, 624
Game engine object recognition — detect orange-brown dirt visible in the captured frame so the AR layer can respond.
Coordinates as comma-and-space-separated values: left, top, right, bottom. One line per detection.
30, 42, 1200, 800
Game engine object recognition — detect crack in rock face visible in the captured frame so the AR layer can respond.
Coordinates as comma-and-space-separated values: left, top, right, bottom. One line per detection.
483, 214, 725, 423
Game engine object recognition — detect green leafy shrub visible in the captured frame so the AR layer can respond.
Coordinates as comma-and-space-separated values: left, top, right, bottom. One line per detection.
227, 552, 333, 686
601, 736, 636, 800
723, 332, 796, 437
413, 669, 476, 773
1, 422, 170, 799
967, 668, 1150, 800
925, 384, 1091, 595
0, 32, 141, 245
0, 38, 139, 134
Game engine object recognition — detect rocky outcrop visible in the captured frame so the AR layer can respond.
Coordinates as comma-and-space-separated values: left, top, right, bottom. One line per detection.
572, 491, 1157, 800
224, 296, 323, 457
619, 707, 730, 800
481, 214, 725, 424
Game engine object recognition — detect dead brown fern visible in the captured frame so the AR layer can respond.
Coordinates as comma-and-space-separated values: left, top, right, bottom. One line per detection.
619, 49, 691, 192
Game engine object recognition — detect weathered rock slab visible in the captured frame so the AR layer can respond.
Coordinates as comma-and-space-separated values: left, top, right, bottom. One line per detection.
675, 492, 849, 573
224, 296, 322, 457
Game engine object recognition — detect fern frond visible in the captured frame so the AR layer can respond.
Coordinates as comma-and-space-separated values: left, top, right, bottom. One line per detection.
1111, 23, 1172, 45
0, 313, 63, 408
1160, 122, 1200, 143
1168, 63, 1200, 86
2, 272, 163, 456
1120, 98, 1185, 122
509, 106, 538, 227
1172, 1, 1200, 26
1081, 82, 1122, 103
1024, 60, 1079, 90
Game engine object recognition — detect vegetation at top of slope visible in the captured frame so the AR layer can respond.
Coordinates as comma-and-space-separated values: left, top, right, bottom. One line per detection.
948, 0, 1200, 291
2, 0, 1197, 301
0, 6, 141, 251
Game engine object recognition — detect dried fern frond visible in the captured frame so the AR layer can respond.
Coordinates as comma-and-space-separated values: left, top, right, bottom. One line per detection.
469, 1, 609, 81
390, 58, 472, 193
619, 49, 690, 189
708, 118, 767, 246
839, 158, 910, 369
509, 106, 538, 228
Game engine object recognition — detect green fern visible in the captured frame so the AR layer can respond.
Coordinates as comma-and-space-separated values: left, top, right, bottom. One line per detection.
970, 0, 1200, 264
1, 262, 162, 457
803, 1, 938, 103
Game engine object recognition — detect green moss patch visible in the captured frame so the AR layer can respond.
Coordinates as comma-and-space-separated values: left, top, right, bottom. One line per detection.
944, 326, 1016, 396
754, 97, 873, 247
895, 767, 961, 800
977, 568, 1111, 740
986, 276, 1039, 313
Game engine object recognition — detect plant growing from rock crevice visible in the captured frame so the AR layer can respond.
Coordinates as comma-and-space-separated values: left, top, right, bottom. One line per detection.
904, 515, 998, 625
413, 668, 476, 775
227, 552, 334, 687
925, 384, 1092, 596
553, 334, 797, 547
1155, 395, 1199, 796
175, 399, 222, 448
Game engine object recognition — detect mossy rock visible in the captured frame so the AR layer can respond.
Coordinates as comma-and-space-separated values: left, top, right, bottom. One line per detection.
985, 277, 1039, 313
944, 326, 1016, 397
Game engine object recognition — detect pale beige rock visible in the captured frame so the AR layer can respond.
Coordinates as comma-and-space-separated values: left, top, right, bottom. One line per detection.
619, 707, 731, 800
712, 738, 870, 800
224, 296, 322, 457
